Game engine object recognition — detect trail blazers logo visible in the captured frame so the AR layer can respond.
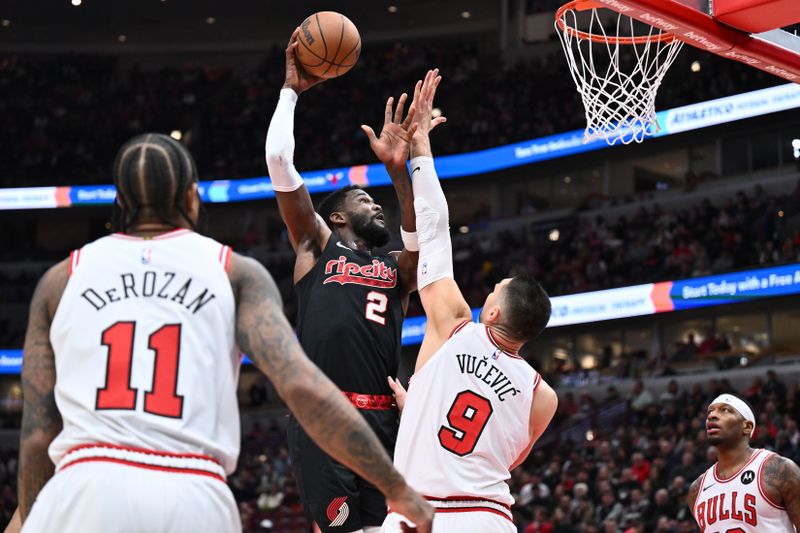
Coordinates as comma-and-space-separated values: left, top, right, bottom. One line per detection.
327, 496, 349, 527
324, 255, 397, 289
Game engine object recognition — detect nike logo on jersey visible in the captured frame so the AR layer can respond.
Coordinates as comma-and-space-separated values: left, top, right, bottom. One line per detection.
336, 241, 353, 251
703, 483, 716, 492
412, 166, 421, 175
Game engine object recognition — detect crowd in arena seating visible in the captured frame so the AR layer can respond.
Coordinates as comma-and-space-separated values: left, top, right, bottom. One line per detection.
0, 38, 780, 188
0, 449, 17, 528
449, 181, 800, 309
2, 180, 799, 348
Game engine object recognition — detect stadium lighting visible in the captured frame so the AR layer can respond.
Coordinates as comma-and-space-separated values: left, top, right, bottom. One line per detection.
549, 229, 560, 242
71, 0, 82, 6
458, 226, 469, 234
206, 16, 216, 25
170, 130, 183, 141
387, 5, 398, 13
691, 61, 701, 73
431, 107, 442, 118
1, 19, 10, 27
793, 138, 800, 160
461, 11, 472, 19
117, 34, 127, 43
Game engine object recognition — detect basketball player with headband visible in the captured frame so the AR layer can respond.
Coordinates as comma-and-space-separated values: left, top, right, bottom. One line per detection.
688, 393, 800, 531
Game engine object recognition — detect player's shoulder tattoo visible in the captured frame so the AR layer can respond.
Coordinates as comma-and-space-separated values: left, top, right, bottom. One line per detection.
687, 475, 702, 509
761, 453, 800, 508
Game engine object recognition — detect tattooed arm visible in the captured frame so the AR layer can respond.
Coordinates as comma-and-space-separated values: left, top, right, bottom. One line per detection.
227, 253, 433, 531
761, 454, 800, 527
18, 259, 68, 521
686, 475, 701, 516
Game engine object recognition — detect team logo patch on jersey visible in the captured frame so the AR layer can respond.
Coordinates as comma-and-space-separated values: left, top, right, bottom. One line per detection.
323, 255, 397, 289
355, 395, 369, 408
741, 470, 755, 485
141, 247, 153, 264
326, 496, 349, 527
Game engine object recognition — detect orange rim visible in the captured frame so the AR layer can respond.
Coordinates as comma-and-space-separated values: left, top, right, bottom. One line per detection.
555, 0, 676, 45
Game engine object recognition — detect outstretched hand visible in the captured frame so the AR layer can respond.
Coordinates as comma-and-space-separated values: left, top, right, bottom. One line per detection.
283, 28, 325, 95
388, 376, 408, 414
361, 93, 418, 171
411, 68, 446, 145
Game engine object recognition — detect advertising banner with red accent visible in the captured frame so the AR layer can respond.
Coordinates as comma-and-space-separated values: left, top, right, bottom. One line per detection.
3, 263, 800, 373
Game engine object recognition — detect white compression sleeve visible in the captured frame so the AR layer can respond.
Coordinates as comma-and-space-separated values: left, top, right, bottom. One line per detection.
410, 156, 453, 290
265, 88, 304, 192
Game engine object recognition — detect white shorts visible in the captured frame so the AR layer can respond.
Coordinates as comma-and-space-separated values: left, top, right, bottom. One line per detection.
381, 499, 516, 533
23, 445, 241, 533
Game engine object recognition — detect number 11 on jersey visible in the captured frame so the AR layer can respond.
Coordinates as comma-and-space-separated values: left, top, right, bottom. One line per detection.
96, 321, 184, 419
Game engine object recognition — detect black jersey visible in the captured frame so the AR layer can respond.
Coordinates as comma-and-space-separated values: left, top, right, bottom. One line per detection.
295, 236, 405, 396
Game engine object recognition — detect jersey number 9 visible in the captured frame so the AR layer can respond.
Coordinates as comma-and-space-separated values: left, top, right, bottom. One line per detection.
438, 390, 494, 456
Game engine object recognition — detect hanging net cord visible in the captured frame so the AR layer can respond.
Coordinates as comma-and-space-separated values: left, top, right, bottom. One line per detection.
555, 5, 684, 145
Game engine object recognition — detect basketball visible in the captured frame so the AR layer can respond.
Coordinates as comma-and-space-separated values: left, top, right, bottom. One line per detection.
295, 11, 361, 79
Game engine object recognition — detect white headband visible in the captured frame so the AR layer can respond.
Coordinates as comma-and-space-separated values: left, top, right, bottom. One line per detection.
711, 394, 756, 437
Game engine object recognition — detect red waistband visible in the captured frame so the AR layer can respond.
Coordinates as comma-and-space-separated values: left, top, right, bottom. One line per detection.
389, 495, 513, 523
342, 391, 394, 410
57, 442, 226, 483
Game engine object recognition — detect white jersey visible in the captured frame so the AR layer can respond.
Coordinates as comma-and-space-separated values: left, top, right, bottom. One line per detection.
394, 321, 540, 508
694, 448, 796, 532
49, 229, 241, 474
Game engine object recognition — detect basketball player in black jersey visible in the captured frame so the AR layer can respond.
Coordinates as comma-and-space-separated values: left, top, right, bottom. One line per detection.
265, 30, 434, 532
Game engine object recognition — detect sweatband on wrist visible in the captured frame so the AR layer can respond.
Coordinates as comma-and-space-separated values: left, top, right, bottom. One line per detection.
401, 229, 419, 252
265, 88, 304, 192
711, 394, 756, 437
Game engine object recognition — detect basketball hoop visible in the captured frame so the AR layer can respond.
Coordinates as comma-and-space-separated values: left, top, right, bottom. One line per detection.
555, 0, 684, 145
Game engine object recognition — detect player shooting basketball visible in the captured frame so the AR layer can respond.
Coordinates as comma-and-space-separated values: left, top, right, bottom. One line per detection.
382, 69, 559, 533
264, 29, 442, 532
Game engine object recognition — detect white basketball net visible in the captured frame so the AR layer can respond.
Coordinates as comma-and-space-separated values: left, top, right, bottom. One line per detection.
556, 2, 684, 145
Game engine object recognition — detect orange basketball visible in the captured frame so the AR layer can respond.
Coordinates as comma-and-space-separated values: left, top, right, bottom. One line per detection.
295, 11, 361, 79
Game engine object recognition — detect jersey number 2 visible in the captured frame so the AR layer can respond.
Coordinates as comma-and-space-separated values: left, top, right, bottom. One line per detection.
96, 321, 184, 418
365, 291, 388, 325
438, 390, 493, 456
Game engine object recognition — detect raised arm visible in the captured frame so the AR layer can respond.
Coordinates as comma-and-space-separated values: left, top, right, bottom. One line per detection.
362, 93, 419, 298
265, 29, 331, 280
228, 253, 433, 531
509, 379, 558, 471
18, 259, 69, 522
408, 70, 469, 370
761, 453, 800, 528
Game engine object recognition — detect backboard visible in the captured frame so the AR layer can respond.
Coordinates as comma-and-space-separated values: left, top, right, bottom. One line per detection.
592, 0, 800, 82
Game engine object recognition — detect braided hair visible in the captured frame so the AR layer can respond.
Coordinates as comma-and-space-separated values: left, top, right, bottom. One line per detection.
111, 133, 199, 232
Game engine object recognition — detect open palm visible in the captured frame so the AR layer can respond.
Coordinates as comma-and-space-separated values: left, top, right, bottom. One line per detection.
362, 93, 417, 170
